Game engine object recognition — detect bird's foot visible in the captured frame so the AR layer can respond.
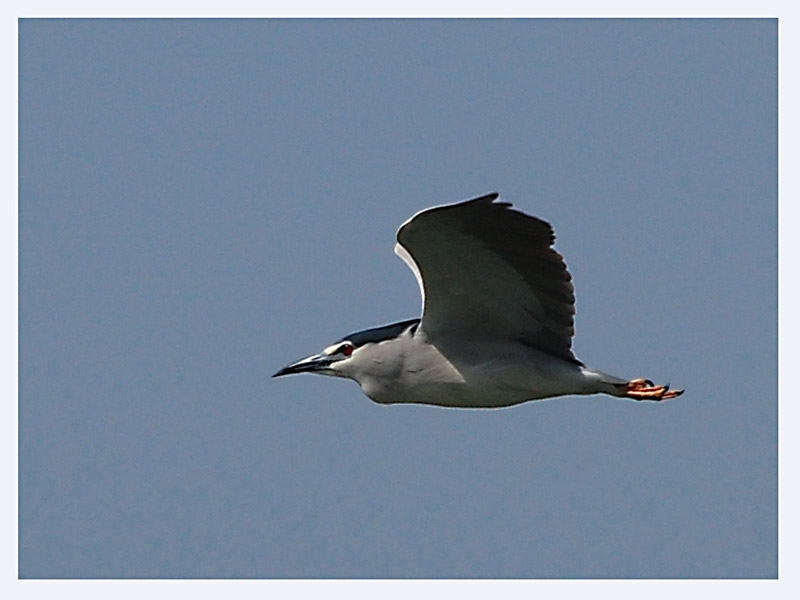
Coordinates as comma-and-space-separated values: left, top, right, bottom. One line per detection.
622, 378, 684, 401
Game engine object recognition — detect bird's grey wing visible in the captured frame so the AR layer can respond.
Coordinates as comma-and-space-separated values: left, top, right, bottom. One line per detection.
395, 193, 577, 362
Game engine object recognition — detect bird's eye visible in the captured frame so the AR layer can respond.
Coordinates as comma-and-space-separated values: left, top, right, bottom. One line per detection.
340, 343, 354, 356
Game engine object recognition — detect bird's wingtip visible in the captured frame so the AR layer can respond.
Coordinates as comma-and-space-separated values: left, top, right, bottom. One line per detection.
470, 191, 499, 203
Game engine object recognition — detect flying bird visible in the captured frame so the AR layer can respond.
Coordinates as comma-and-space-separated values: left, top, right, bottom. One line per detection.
274, 193, 683, 408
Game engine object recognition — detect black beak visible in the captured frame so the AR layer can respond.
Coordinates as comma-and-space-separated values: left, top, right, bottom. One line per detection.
272, 353, 333, 378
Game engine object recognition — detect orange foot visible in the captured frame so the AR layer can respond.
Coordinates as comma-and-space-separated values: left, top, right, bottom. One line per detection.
621, 378, 684, 401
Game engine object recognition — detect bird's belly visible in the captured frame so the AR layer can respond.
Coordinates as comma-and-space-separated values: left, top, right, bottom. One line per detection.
365, 346, 589, 408
358, 342, 596, 408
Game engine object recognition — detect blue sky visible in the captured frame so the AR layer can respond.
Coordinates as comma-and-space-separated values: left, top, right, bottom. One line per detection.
18, 18, 777, 579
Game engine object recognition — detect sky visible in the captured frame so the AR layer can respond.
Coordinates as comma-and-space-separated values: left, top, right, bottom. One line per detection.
18, 18, 777, 579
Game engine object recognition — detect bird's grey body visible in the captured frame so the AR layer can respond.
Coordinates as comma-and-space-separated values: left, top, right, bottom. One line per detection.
274, 193, 682, 407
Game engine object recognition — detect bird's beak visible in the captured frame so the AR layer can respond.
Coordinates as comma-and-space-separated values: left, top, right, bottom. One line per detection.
272, 353, 334, 378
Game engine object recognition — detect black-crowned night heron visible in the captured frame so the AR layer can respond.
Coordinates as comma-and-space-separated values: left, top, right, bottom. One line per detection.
274, 193, 683, 408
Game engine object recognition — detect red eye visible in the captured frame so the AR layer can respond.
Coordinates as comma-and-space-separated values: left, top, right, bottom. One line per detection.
341, 343, 354, 356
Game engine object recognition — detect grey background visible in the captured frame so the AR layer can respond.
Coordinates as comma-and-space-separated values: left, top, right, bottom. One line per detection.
19, 19, 777, 578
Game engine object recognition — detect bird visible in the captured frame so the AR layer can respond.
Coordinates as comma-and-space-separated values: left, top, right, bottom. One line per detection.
273, 193, 683, 408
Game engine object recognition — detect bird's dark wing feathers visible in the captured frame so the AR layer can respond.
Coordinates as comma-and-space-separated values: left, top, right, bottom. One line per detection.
396, 193, 577, 362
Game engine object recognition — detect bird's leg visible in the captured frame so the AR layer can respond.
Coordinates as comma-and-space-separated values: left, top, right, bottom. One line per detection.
620, 378, 684, 401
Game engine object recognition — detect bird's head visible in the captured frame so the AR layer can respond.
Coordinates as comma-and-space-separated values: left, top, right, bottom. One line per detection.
272, 318, 420, 380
